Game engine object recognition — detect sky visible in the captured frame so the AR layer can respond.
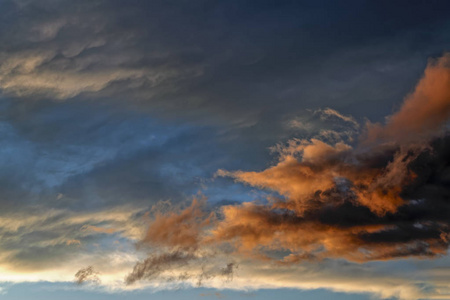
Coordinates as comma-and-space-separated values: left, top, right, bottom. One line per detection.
0, 0, 450, 299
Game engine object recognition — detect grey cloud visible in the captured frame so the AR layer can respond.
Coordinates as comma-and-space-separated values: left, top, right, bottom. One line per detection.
125, 249, 237, 287
285, 107, 360, 144
75, 266, 100, 285
0, 205, 145, 271
125, 250, 196, 285
0, 0, 449, 127
0, 0, 202, 101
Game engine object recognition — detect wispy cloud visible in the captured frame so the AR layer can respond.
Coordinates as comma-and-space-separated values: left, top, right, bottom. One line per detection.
75, 266, 100, 285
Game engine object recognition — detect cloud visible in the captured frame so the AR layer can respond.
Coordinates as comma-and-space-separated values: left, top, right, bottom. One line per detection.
286, 108, 360, 144
0, 2, 450, 299
2, 0, 449, 129
0, 205, 146, 271
81, 225, 118, 235
125, 250, 196, 285
141, 198, 215, 251
125, 248, 238, 287
0, 0, 202, 102
366, 54, 450, 144
126, 198, 236, 287
317, 108, 360, 129
74, 266, 100, 285
0, 47, 196, 99
129, 55, 450, 289
207, 54, 450, 264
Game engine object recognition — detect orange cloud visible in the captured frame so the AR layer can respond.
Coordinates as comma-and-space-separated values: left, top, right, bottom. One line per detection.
142, 197, 215, 250
217, 139, 351, 213
218, 137, 416, 215
366, 54, 450, 144
134, 54, 450, 283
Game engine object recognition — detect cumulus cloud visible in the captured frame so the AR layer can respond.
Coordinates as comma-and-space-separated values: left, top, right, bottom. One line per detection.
130, 55, 450, 289
207, 54, 450, 264
365, 54, 450, 144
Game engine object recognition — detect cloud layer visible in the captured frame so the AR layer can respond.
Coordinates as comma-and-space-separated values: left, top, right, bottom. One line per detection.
1, 1, 450, 299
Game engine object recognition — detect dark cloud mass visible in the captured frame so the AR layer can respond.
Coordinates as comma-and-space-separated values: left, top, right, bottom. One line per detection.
1, 0, 450, 124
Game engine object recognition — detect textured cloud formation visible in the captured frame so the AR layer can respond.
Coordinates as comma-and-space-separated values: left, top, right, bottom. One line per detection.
1, 1, 450, 299
133, 55, 450, 281
124, 249, 237, 286
141, 198, 215, 251
125, 199, 236, 287
0, 205, 145, 272
2, 0, 450, 128
75, 266, 100, 285
211, 55, 450, 262
0, 50, 152, 99
0, 0, 201, 101
366, 54, 450, 143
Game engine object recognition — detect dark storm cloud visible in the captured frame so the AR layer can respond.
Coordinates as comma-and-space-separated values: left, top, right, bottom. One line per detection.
1, 0, 449, 125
